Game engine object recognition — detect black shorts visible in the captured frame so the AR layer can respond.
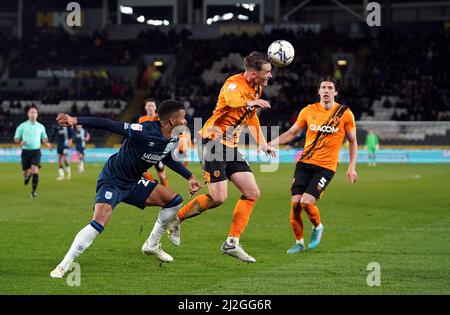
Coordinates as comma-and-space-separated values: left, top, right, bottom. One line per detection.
95, 177, 158, 210
201, 139, 252, 183
291, 162, 335, 199
21, 149, 41, 170
76, 146, 85, 155
57, 145, 69, 156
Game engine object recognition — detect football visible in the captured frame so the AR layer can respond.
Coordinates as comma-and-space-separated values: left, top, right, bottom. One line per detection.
267, 40, 295, 67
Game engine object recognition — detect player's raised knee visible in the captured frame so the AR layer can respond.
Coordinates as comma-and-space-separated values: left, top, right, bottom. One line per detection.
164, 194, 183, 208
212, 196, 227, 205
209, 192, 227, 205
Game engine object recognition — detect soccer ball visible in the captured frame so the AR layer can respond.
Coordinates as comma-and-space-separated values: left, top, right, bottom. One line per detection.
267, 40, 295, 67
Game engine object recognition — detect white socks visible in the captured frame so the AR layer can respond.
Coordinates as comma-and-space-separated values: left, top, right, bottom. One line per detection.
78, 161, 84, 173
65, 166, 71, 178
296, 238, 305, 246
146, 203, 182, 247
58, 221, 103, 271
58, 166, 71, 178
314, 223, 323, 230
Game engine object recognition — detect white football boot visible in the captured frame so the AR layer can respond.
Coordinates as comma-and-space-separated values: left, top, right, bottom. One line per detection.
50, 266, 66, 279
141, 240, 173, 262
221, 241, 256, 263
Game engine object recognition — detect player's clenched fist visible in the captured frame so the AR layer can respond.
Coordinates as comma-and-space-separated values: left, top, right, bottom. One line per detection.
188, 175, 201, 197
56, 113, 77, 127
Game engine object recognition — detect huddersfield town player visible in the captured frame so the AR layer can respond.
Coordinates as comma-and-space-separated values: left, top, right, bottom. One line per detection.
73, 125, 90, 173
50, 100, 201, 278
138, 98, 170, 187
50, 123, 73, 180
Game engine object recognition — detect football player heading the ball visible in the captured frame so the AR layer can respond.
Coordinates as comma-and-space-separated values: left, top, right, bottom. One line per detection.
167, 51, 277, 263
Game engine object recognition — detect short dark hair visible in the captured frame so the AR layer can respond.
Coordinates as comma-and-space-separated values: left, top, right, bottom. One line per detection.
244, 51, 270, 71
317, 76, 339, 91
144, 98, 157, 104
157, 99, 185, 122
26, 104, 38, 113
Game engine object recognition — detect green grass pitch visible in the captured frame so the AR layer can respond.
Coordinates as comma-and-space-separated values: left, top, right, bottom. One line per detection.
1, 162, 449, 294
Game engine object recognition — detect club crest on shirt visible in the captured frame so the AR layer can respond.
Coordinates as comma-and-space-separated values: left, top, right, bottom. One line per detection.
214, 170, 220, 178
105, 191, 112, 200
227, 83, 237, 91
130, 123, 143, 131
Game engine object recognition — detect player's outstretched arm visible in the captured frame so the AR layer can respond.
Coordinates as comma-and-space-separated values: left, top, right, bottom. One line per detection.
247, 114, 277, 157
56, 113, 127, 136
162, 153, 193, 180
268, 123, 303, 147
162, 154, 201, 196
222, 82, 270, 109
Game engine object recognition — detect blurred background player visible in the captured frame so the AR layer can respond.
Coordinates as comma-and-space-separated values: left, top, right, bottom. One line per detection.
167, 51, 276, 263
51, 121, 73, 180
13, 105, 52, 198
365, 130, 380, 166
138, 98, 169, 187
138, 98, 158, 123
73, 125, 90, 173
50, 100, 201, 278
267, 76, 358, 253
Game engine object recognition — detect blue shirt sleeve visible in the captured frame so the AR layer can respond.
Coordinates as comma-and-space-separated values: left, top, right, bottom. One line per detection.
50, 125, 57, 142
162, 153, 193, 180
68, 127, 74, 140
77, 117, 127, 136
76, 117, 149, 142
124, 123, 148, 142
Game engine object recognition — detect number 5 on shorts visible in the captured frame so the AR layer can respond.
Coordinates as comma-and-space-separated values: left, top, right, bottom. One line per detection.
318, 177, 327, 188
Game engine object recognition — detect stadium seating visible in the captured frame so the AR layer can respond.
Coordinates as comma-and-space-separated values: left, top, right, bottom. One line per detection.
0, 76, 131, 145
1, 27, 449, 146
